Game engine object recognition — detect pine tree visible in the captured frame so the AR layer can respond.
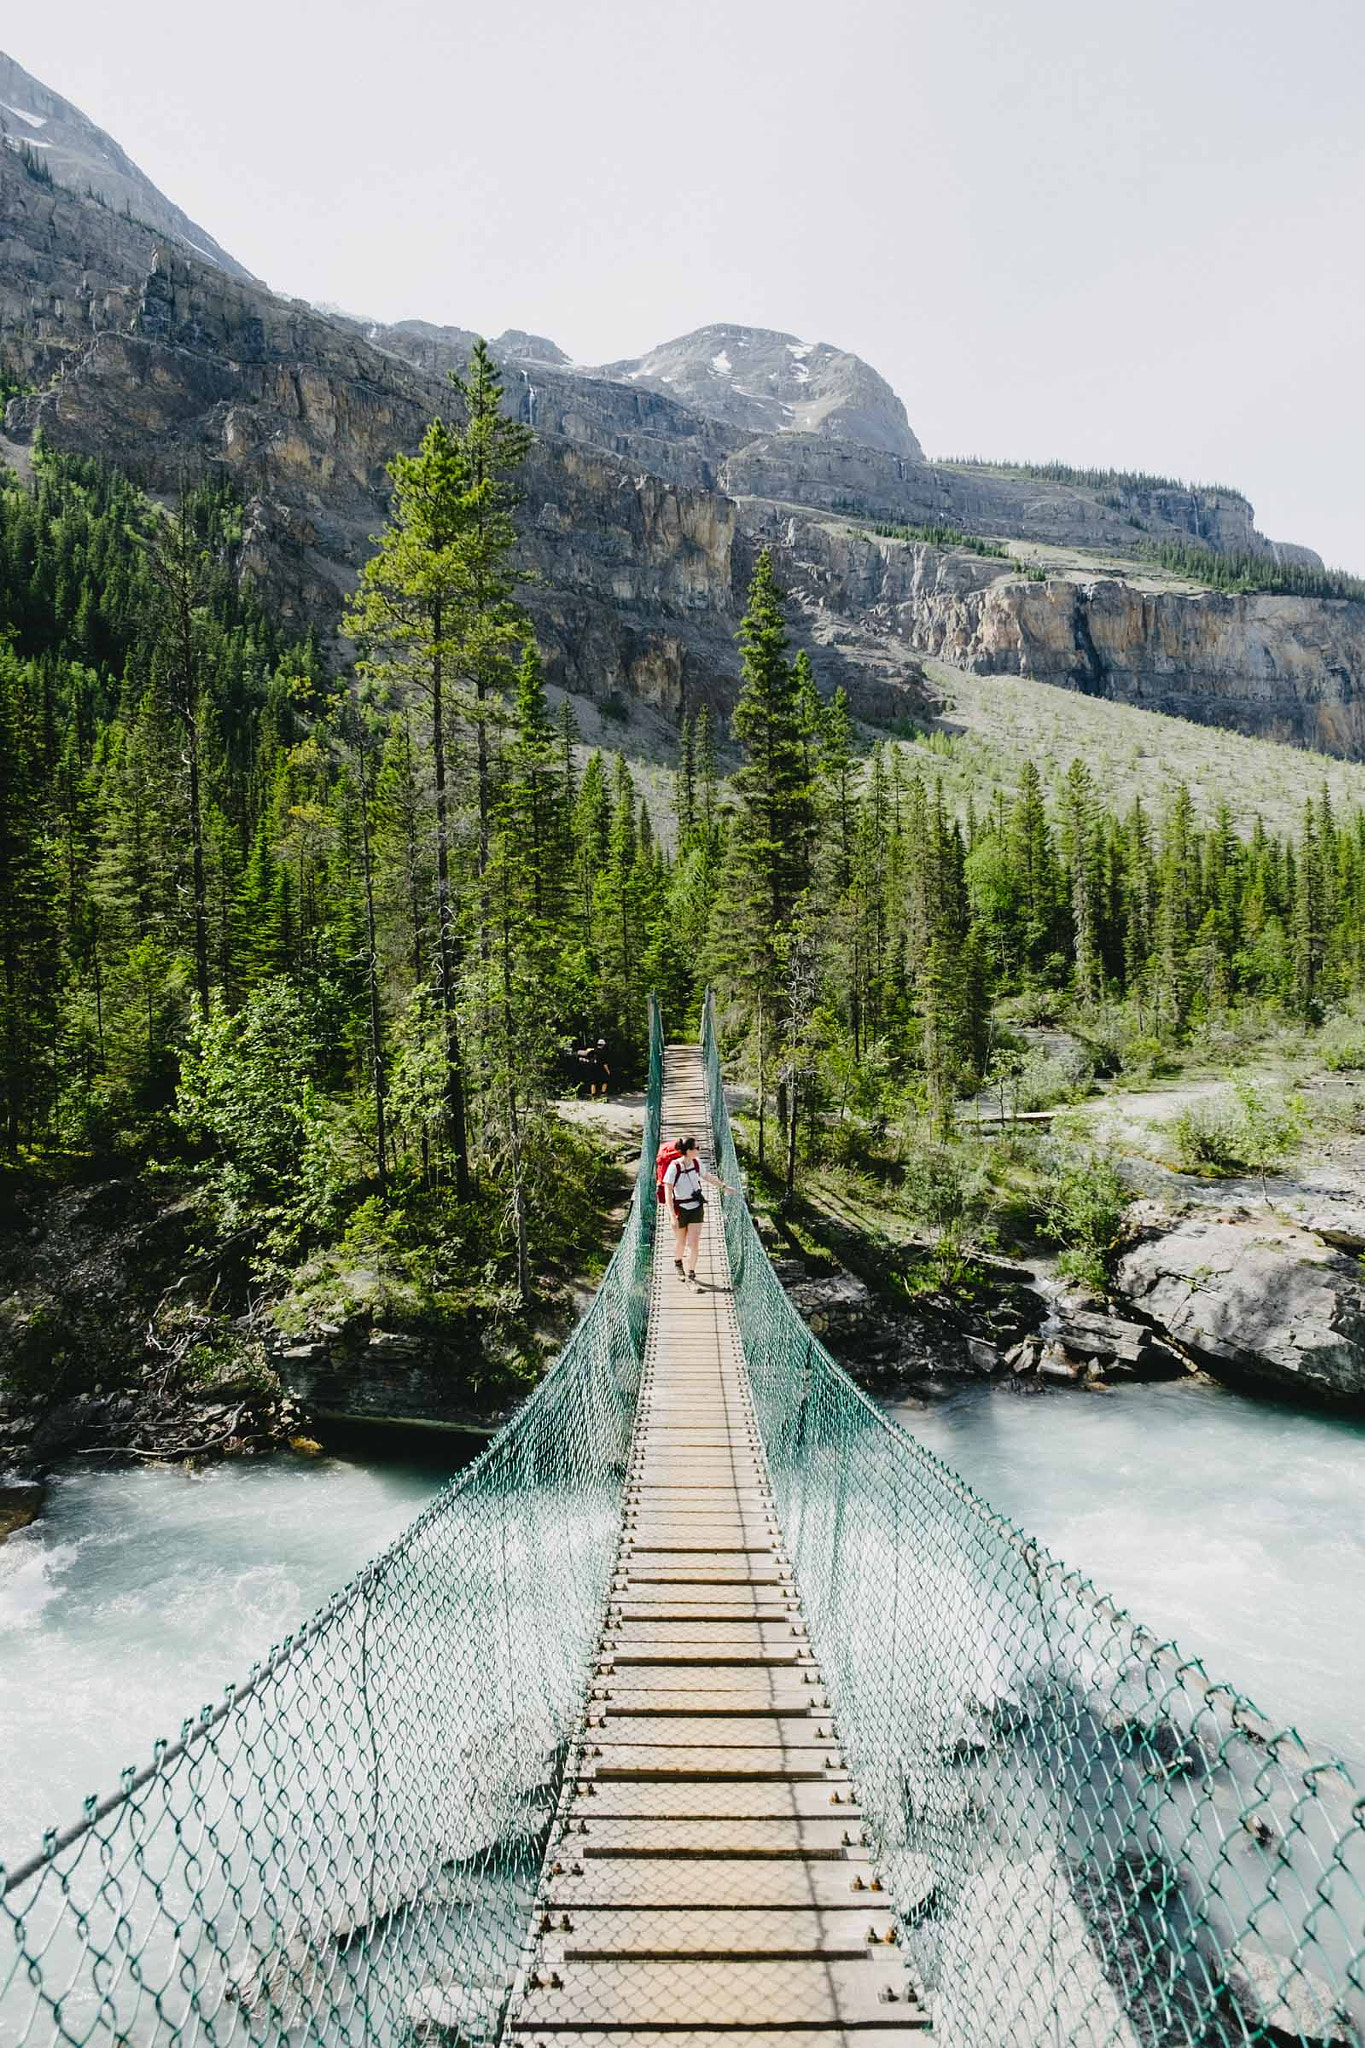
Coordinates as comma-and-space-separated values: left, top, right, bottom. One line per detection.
720, 552, 815, 1164
1007, 760, 1060, 980
695, 705, 719, 846
674, 713, 696, 845
447, 341, 535, 965
820, 687, 856, 895
0, 652, 59, 1146
1059, 758, 1103, 1005
135, 492, 212, 1013
1293, 798, 1327, 1020
345, 413, 476, 1196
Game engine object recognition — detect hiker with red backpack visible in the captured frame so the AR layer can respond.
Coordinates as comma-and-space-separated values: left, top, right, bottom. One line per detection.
654, 1136, 735, 1291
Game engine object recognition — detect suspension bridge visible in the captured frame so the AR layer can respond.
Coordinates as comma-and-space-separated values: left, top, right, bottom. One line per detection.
2, 998, 1363, 2047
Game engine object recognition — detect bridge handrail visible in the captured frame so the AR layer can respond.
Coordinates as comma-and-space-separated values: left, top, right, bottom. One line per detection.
702, 989, 1365, 2048
0, 996, 665, 2047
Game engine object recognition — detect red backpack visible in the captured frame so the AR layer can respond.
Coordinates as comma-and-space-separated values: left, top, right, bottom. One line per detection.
654, 1141, 683, 1205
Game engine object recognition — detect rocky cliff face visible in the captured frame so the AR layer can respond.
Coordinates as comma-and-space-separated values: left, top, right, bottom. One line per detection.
593, 322, 925, 461
765, 515, 1365, 756
0, 158, 764, 716
0, 70, 1360, 757
723, 438, 1291, 560
0, 48, 252, 281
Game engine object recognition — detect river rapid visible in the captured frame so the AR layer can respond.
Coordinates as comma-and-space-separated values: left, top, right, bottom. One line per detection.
2, 1381, 1362, 1871
887, 1376, 1365, 1769
0, 1449, 457, 1868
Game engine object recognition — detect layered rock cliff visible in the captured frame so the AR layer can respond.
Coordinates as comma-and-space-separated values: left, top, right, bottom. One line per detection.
0, 73, 1361, 756
763, 515, 1365, 755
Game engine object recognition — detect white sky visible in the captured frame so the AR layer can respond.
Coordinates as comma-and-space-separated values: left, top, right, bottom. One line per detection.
10, 0, 1365, 568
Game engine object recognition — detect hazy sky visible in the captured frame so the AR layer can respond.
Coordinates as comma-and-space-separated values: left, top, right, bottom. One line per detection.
11, 0, 1365, 566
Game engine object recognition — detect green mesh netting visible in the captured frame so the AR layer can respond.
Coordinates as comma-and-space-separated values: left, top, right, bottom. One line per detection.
0, 1002, 663, 2048
702, 992, 1364, 2048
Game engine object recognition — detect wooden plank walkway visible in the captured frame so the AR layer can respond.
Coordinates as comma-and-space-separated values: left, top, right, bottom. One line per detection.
510, 1045, 930, 2043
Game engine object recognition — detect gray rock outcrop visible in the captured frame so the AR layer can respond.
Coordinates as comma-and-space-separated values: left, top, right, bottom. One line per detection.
760, 517, 1365, 758
1114, 1203, 1365, 1401
1, 60, 1361, 760
595, 322, 925, 460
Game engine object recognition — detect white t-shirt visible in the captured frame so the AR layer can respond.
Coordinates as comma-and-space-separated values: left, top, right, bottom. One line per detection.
664, 1157, 703, 1207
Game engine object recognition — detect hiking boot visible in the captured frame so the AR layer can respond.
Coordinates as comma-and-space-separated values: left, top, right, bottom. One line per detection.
686, 1272, 698, 1292
674, 1259, 686, 1281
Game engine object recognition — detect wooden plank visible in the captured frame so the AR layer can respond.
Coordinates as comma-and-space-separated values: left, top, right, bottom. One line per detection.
615, 1567, 790, 1585
541, 1906, 898, 1961
564, 1781, 860, 1822
509, 2031, 929, 2048
575, 1818, 859, 1857
621, 1545, 776, 1559
513, 1958, 924, 2029
601, 1647, 811, 1668
608, 1595, 798, 1615
590, 1692, 823, 1715
589, 1748, 839, 1781
606, 1622, 806, 1642
591, 1717, 837, 1747
542, 1857, 892, 1913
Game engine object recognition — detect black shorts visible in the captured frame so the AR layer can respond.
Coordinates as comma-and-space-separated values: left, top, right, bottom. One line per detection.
675, 1200, 704, 1227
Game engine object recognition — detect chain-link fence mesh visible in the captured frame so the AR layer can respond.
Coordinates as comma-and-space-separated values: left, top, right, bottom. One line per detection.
702, 992, 1365, 2048
0, 1000, 663, 2048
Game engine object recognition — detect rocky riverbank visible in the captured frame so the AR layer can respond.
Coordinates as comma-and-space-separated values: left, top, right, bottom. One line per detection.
768, 1179, 1365, 1414
0, 1173, 305, 1494
0, 1145, 613, 1508
763, 1217, 1197, 1403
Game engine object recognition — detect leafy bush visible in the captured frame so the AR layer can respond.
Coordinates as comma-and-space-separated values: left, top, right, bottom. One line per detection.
897, 1141, 996, 1294
1170, 1097, 1242, 1173
1013, 1046, 1093, 1113
1036, 1144, 1131, 1292
174, 978, 346, 1253
1171, 1082, 1305, 1187
1322, 1032, 1365, 1073
997, 989, 1068, 1029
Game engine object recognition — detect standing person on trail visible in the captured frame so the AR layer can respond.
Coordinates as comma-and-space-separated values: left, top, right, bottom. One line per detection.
573, 1037, 612, 1099
663, 1138, 734, 1291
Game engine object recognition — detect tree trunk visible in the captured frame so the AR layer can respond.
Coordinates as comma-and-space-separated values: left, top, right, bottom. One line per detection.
784, 1063, 799, 1209
500, 889, 530, 1306
756, 998, 767, 1170
430, 608, 470, 1199
186, 713, 210, 1014
356, 742, 388, 1197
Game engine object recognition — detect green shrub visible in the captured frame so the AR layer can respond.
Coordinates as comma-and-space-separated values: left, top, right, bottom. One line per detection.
1322, 1032, 1365, 1073
896, 1141, 995, 1295
1171, 1097, 1244, 1174
1013, 1047, 1093, 1113
1036, 1145, 1131, 1292
1171, 1082, 1305, 1187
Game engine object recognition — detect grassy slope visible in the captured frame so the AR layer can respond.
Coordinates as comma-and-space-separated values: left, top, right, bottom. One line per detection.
904, 658, 1365, 836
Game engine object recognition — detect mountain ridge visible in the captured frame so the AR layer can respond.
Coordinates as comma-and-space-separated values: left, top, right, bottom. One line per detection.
0, 48, 254, 283
0, 55, 1361, 756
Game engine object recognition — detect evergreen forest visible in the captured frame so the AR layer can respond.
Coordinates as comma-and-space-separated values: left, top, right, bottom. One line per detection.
5, 347, 1365, 1397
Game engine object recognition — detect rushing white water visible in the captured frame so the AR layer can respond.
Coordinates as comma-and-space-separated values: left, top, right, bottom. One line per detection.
4, 1379, 1363, 1880
0, 1452, 450, 1868
887, 1377, 1365, 1768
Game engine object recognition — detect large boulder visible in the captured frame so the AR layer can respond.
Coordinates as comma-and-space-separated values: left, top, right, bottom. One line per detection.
1114, 1203, 1365, 1401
